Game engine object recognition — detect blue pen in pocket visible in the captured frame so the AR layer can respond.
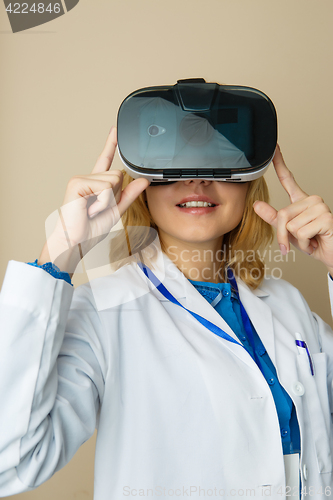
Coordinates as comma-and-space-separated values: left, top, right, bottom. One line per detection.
295, 332, 315, 376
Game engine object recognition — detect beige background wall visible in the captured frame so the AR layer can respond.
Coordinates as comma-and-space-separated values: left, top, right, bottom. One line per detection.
1, 0, 333, 498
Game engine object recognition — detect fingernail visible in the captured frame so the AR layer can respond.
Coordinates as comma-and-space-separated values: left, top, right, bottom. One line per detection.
279, 244, 287, 255
109, 126, 114, 135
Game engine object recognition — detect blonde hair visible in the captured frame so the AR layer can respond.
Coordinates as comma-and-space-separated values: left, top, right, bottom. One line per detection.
108, 171, 274, 289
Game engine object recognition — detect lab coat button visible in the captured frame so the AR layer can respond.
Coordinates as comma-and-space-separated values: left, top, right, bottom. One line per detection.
303, 464, 308, 480
268, 378, 275, 385
292, 381, 305, 396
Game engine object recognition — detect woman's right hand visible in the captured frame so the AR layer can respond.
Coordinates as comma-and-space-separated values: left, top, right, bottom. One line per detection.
39, 127, 150, 273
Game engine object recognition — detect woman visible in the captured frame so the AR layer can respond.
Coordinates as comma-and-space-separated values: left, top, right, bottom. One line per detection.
0, 126, 333, 499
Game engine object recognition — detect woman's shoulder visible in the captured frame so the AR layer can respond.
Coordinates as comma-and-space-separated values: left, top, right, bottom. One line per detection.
255, 274, 312, 313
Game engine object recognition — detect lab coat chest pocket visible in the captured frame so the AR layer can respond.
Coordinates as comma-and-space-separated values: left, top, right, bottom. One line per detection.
297, 351, 333, 473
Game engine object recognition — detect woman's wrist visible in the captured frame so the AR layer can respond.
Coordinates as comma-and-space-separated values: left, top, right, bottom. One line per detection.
38, 236, 82, 278
28, 259, 73, 285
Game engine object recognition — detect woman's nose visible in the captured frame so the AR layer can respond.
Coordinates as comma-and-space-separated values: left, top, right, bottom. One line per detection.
182, 178, 212, 186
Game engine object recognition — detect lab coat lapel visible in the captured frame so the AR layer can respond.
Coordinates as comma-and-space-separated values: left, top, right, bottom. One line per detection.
185, 281, 262, 373
136, 252, 264, 375
236, 278, 277, 367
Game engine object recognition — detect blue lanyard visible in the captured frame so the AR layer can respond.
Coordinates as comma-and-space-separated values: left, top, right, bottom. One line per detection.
137, 261, 264, 374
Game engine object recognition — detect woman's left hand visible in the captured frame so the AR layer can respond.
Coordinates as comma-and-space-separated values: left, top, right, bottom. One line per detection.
253, 145, 333, 277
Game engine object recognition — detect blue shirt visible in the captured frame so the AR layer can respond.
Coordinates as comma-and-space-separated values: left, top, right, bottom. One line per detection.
189, 279, 301, 455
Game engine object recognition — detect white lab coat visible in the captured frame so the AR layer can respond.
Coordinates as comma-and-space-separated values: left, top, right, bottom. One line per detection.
0, 250, 333, 500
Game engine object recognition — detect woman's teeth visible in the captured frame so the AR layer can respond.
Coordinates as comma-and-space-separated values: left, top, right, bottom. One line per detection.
178, 201, 216, 208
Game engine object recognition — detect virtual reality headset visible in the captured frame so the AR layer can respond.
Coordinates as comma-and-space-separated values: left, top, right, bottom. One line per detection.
117, 78, 277, 184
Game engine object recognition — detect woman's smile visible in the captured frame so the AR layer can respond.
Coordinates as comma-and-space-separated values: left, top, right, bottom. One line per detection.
175, 194, 219, 214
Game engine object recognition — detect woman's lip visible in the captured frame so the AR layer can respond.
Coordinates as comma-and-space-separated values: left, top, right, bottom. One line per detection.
176, 205, 219, 214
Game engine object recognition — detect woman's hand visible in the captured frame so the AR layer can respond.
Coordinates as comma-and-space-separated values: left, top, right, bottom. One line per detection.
39, 127, 150, 273
253, 145, 333, 277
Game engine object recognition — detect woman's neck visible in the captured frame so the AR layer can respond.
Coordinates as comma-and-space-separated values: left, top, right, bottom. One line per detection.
160, 233, 225, 283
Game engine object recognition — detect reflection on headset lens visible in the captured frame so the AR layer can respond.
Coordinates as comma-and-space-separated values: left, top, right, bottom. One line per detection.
148, 125, 159, 136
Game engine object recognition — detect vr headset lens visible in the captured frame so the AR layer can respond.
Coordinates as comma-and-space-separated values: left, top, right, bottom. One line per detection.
117, 81, 277, 182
